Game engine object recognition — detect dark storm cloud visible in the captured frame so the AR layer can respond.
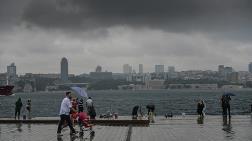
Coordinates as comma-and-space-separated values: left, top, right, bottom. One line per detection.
0, 0, 30, 29
21, 0, 252, 33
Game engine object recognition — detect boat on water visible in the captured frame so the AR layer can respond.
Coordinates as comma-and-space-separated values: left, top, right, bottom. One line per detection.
0, 85, 14, 96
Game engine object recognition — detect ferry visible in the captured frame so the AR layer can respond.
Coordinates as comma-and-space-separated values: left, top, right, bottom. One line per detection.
0, 85, 14, 96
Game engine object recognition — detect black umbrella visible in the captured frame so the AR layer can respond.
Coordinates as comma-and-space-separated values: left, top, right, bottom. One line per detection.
223, 93, 236, 96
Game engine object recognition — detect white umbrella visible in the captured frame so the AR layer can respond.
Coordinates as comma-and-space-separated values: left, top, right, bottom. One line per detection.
70, 87, 88, 98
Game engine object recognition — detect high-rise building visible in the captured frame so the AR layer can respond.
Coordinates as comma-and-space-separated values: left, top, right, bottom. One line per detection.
95, 65, 102, 72
168, 66, 175, 73
249, 62, 252, 73
139, 64, 143, 74
7, 63, 16, 77
218, 65, 225, 75
7, 63, 17, 85
60, 57, 68, 82
155, 65, 164, 73
123, 64, 132, 74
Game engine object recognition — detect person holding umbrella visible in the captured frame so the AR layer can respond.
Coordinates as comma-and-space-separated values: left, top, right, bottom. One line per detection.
222, 93, 235, 118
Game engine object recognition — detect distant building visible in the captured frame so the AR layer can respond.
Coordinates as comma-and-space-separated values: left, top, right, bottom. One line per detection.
222, 85, 243, 89
218, 65, 225, 75
0, 73, 7, 85
23, 83, 33, 93
123, 64, 132, 74
227, 72, 239, 83
146, 80, 165, 89
139, 64, 143, 74
33, 73, 60, 79
168, 66, 175, 73
95, 65, 102, 72
189, 84, 218, 89
7, 63, 17, 85
248, 62, 252, 73
112, 73, 127, 80
167, 66, 177, 79
90, 72, 112, 80
155, 65, 164, 73
60, 57, 68, 82
224, 67, 233, 80
90, 65, 112, 80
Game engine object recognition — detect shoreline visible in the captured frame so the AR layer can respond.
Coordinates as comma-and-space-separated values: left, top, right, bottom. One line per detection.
13, 88, 252, 94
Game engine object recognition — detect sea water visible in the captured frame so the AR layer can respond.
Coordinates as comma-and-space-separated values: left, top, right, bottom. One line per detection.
0, 90, 251, 118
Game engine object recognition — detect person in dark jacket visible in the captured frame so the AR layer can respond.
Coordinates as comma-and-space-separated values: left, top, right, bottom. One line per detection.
89, 106, 96, 120
78, 98, 84, 113
225, 96, 231, 118
132, 105, 139, 119
221, 95, 227, 116
15, 97, 23, 120
197, 100, 205, 117
26, 99, 31, 119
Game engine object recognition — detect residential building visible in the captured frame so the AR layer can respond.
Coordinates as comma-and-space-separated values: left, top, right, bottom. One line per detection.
139, 64, 143, 74
123, 64, 132, 74
155, 65, 164, 73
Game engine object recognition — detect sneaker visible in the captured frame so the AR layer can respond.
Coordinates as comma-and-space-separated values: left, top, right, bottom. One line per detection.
57, 133, 63, 136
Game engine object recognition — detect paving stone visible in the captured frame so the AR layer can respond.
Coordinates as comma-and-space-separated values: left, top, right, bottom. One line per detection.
0, 115, 251, 141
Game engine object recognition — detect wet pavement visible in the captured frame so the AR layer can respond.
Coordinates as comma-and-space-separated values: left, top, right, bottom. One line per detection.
0, 115, 251, 141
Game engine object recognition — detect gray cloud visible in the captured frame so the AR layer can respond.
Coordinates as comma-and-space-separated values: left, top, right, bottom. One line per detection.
20, 0, 252, 32
0, 0, 252, 73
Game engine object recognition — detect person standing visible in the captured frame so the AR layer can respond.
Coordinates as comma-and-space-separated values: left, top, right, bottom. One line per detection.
221, 95, 227, 116
146, 104, 155, 123
15, 97, 23, 120
89, 106, 96, 120
26, 99, 31, 119
71, 98, 78, 127
57, 92, 77, 136
78, 98, 84, 113
86, 97, 93, 116
197, 100, 205, 117
225, 96, 231, 118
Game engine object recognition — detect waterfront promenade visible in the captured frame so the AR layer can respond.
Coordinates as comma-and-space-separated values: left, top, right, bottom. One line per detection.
0, 115, 251, 141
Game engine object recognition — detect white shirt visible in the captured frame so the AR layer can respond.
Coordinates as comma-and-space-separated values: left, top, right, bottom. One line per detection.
86, 99, 93, 107
59, 97, 72, 115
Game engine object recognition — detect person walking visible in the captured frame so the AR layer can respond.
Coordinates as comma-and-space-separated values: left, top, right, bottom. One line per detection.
57, 92, 77, 136
15, 97, 23, 120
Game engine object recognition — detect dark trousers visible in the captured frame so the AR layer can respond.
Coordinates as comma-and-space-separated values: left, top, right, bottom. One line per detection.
15, 108, 21, 119
57, 114, 76, 134
222, 105, 231, 117
227, 104, 231, 117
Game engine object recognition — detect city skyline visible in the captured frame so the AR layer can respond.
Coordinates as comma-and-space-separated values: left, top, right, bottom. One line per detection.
1, 59, 252, 75
1, 1, 252, 74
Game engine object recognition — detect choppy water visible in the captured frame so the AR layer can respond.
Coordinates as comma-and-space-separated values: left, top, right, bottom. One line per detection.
0, 90, 252, 118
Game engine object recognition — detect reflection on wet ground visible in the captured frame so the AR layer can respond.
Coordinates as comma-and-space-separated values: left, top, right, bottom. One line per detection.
222, 116, 235, 140
0, 115, 252, 141
197, 116, 204, 124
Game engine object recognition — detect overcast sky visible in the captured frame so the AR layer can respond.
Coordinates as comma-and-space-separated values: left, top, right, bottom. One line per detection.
1, 0, 252, 74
